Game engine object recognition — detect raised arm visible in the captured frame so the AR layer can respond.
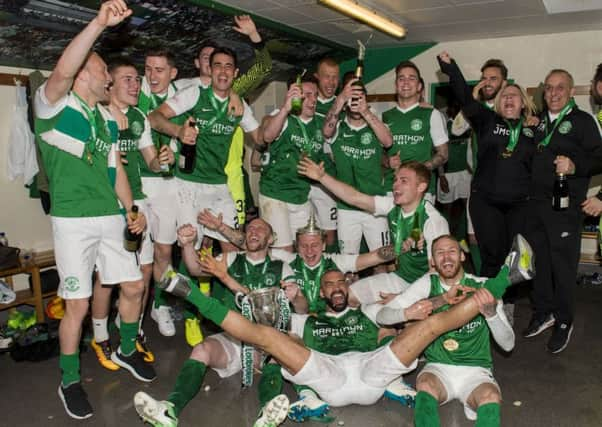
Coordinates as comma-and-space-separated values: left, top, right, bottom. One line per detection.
45, 0, 132, 104
262, 84, 299, 143
356, 92, 393, 148
298, 156, 376, 213
231, 15, 272, 97
437, 52, 490, 127
322, 78, 362, 139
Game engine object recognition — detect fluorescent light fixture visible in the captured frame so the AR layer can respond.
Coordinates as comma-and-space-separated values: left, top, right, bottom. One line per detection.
318, 0, 406, 38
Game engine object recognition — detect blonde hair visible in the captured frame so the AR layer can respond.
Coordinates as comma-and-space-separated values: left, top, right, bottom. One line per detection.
493, 83, 537, 119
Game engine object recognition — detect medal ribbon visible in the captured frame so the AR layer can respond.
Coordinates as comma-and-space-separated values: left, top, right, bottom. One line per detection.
301, 257, 325, 306
243, 258, 270, 291
538, 98, 576, 150
393, 200, 426, 255
292, 116, 313, 154
73, 92, 97, 164
502, 117, 523, 154
200, 88, 229, 132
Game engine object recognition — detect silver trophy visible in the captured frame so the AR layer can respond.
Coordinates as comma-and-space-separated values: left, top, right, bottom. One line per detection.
236, 287, 281, 327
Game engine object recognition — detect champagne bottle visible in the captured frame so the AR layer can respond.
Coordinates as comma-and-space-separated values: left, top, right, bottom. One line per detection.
349, 40, 366, 105
179, 120, 197, 174
159, 139, 173, 177
124, 205, 142, 252
552, 173, 569, 211
290, 71, 304, 116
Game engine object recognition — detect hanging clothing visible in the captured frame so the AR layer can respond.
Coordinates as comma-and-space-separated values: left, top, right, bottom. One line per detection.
7, 84, 38, 185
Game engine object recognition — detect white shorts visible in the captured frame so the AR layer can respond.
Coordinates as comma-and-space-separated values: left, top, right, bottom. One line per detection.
207, 332, 263, 378
142, 177, 178, 245
258, 193, 311, 248
309, 185, 337, 230
337, 209, 390, 254
350, 272, 411, 304
135, 199, 154, 265
206, 333, 242, 378
418, 363, 500, 421
437, 171, 471, 204
177, 179, 238, 243
282, 345, 417, 407
52, 215, 143, 299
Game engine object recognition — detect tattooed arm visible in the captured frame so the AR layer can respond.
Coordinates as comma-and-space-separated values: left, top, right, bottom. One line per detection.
355, 245, 396, 271
197, 209, 247, 249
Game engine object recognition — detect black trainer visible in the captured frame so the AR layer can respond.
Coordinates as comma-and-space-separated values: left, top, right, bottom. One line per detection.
58, 382, 93, 419
111, 348, 157, 382
547, 322, 573, 354
523, 313, 555, 338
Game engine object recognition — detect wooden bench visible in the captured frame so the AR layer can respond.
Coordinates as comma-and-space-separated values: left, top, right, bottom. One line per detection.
0, 251, 56, 323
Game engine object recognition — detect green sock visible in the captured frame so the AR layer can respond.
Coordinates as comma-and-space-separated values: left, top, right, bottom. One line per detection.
60, 352, 80, 386
414, 391, 440, 427
168, 359, 207, 416
469, 244, 482, 275
154, 282, 167, 308
484, 266, 511, 299
183, 279, 229, 326
119, 320, 139, 355
258, 363, 283, 407
475, 402, 501, 427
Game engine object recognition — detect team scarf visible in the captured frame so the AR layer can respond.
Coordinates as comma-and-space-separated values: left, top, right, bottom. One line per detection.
40, 91, 118, 186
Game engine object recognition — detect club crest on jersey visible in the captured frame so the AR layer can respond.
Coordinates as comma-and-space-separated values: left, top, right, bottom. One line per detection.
522, 128, 534, 138
558, 121, 572, 134
264, 273, 276, 287
410, 118, 423, 132
360, 132, 373, 145
345, 314, 359, 326
130, 121, 143, 138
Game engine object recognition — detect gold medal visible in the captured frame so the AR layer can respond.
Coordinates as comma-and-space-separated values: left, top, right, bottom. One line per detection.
537, 143, 545, 153
501, 149, 513, 158
443, 338, 459, 351
86, 151, 93, 165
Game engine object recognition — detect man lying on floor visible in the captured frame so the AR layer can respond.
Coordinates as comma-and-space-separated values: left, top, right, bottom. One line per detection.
133, 234, 533, 427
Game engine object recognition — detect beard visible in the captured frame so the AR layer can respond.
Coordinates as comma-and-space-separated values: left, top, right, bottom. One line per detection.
326, 291, 348, 312
436, 262, 462, 280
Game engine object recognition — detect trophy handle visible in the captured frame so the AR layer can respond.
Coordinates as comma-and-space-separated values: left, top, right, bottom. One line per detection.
235, 292, 246, 310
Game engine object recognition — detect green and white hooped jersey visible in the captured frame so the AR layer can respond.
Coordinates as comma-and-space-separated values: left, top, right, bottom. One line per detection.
425, 274, 494, 368
259, 114, 326, 204
166, 86, 259, 184
330, 118, 386, 211
212, 252, 294, 312
291, 307, 383, 355
382, 104, 448, 193
374, 196, 449, 283
35, 85, 120, 217
117, 107, 153, 201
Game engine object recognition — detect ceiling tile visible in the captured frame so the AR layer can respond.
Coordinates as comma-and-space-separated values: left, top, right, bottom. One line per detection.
255, 7, 314, 25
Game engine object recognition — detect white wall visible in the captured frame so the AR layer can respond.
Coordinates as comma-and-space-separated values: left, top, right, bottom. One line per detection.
368, 30, 602, 115
0, 66, 53, 254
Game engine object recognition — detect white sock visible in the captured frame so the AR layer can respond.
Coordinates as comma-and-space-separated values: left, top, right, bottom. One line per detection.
92, 317, 109, 342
